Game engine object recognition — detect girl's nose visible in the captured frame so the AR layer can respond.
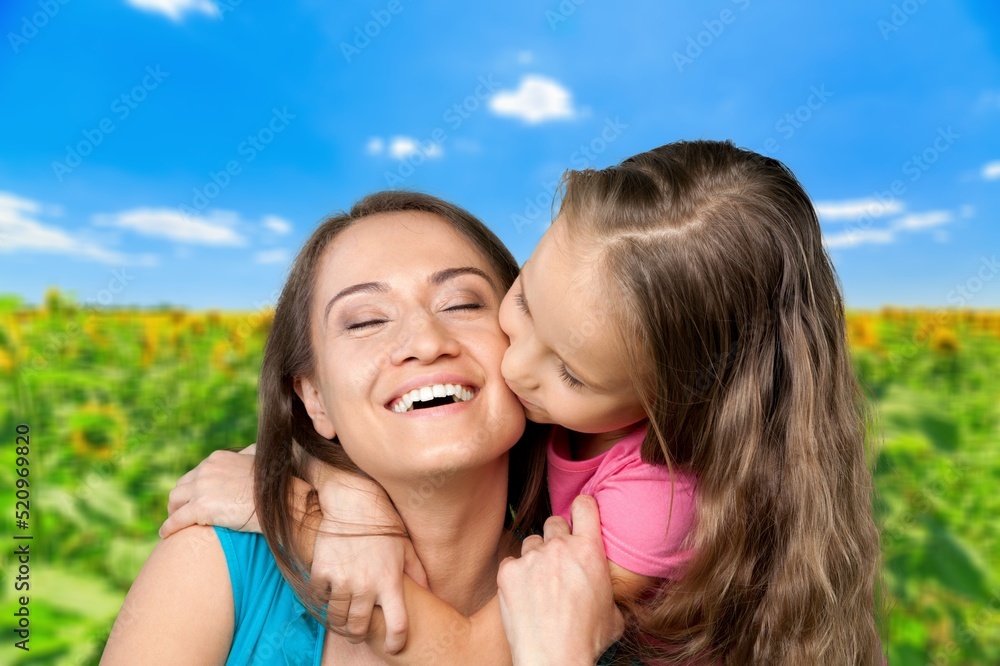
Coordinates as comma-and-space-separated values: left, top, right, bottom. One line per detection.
500, 338, 539, 391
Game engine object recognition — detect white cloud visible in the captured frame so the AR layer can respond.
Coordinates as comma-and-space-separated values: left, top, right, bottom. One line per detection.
124, 0, 220, 21
0, 191, 146, 265
890, 210, 953, 231
489, 75, 576, 124
95, 208, 247, 246
262, 215, 292, 235
452, 138, 481, 153
365, 135, 444, 160
387, 136, 443, 160
366, 135, 445, 160
975, 90, 1000, 112
980, 160, 1000, 180
823, 207, 961, 250
814, 197, 904, 221
254, 249, 290, 265
823, 228, 896, 249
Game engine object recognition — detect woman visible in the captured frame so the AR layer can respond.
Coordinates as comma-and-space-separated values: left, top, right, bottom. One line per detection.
101, 192, 622, 665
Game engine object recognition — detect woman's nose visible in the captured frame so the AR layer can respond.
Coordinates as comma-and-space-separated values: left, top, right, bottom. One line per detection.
388, 311, 461, 365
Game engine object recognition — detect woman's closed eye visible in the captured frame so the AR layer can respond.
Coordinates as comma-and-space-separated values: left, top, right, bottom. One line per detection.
444, 302, 485, 312
346, 318, 389, 331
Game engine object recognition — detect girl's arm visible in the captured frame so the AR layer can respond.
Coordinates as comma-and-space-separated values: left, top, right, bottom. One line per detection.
161, 449, 640, 663
357, 496, 629, 666
302, 456, 428, 653
100, 526, 234, 665
160, 445, 426, 655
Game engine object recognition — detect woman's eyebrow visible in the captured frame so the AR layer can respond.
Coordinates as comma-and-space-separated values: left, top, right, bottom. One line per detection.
324, 281, 389, 327
431, 266, 495, 290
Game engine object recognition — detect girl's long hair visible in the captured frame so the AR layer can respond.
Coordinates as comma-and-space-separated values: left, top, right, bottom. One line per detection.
560, 140, 884, 664
253, 191, 549, 629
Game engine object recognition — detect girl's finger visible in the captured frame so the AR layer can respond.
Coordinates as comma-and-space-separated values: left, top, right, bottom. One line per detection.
542, 515, 570, 542
327, 591, 352, 630
520, 534, 544, 555
172, 466, 201, 488
166, 484, 192, 515
158, 504, 196, 538
344, 592, 376, 643
379, 587, 410, 655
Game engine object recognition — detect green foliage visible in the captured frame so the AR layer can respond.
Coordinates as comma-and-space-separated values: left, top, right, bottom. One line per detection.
0, 297, 997, 664
0, 299, 267, 665
853, 311, 1000, 664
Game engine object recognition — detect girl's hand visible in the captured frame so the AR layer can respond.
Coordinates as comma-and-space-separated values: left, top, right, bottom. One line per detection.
496, 495, 625, 666
305, 460, 428, 655
160, 445, 259, 538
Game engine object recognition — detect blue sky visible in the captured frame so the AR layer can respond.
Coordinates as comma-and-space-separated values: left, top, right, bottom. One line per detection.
1, 0, 998, 309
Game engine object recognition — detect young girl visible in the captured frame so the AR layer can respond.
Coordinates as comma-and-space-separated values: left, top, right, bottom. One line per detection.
166, 140, 884, 664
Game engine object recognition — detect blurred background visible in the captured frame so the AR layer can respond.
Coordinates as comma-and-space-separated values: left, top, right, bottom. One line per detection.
0, 1, 998, 663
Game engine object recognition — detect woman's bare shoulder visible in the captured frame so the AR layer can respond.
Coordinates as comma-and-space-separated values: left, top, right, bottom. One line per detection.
101, 525, 234, 665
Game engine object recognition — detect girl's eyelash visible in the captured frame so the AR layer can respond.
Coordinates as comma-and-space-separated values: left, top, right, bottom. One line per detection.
514, 292, 529, 315
559, 363, 585, 389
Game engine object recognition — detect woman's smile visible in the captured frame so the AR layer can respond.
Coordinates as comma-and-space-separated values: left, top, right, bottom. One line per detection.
386, 373, 480, 414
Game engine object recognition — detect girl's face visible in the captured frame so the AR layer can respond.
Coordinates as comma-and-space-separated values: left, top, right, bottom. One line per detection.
498, 217, 648, 434
296, 211, 525, 483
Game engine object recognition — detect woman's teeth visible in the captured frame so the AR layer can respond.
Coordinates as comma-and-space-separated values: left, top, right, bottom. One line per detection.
391, 384, 476, 413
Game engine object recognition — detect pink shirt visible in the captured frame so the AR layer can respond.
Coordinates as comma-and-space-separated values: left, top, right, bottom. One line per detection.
547, 424, 697, 578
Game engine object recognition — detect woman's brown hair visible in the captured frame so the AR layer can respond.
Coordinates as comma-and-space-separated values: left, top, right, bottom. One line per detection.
560, 140, 884, 664
253, 190, 548, 628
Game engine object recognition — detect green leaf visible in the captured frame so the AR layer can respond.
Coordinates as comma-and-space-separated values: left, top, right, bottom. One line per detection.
917, 516, 990, 601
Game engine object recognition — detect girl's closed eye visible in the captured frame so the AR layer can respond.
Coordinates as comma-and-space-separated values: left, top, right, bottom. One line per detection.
514, 292, 529, 316
558, 362, 585, 389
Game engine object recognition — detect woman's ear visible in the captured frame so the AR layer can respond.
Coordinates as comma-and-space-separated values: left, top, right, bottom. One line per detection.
293, 376, 337, 440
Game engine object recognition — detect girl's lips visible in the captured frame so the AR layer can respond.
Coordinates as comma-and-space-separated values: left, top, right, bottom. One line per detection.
515, 394, 539, 410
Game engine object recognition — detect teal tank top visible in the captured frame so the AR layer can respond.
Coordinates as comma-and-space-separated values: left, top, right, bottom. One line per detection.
214, 527, 325, 665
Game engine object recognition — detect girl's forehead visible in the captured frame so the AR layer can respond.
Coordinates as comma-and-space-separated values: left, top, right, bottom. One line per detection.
522, 231, 635, 392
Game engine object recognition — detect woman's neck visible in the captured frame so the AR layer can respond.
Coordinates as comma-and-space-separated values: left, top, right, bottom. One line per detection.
382, 453, 514, 615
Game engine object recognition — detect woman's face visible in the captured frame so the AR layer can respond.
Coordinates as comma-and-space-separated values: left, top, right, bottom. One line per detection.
296, 211, 525, 483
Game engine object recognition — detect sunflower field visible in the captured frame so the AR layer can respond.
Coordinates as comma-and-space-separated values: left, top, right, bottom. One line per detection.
0, 289, 997, 665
